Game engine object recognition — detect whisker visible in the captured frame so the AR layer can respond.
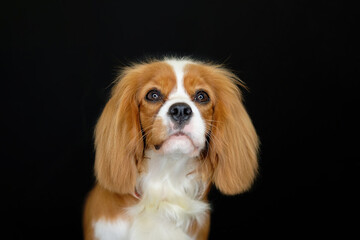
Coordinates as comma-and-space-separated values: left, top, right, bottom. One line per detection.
204, 119, 224, 124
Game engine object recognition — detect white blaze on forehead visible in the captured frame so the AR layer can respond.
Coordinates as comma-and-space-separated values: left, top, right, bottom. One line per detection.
165, 59, 193, 99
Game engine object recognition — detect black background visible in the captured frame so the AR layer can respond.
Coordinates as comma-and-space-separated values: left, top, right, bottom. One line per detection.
2, 0, 358, 239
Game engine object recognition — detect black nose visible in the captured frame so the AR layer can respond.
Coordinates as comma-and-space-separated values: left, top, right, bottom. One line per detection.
168, 103, 192, 125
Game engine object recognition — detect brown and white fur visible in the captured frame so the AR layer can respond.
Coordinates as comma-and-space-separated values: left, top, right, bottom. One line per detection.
83, 58, 259, 240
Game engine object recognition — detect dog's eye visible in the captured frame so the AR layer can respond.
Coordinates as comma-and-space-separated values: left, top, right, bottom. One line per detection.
146, 89, 163, 102
194, 90, 210, 103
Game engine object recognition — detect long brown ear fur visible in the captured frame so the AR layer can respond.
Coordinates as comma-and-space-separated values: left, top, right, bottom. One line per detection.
94, 68, 143, 194
208, 67, 259, 195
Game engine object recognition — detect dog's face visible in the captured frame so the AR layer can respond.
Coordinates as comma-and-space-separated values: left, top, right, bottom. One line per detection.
138, 60, 213, 157
94, 58, 259, 195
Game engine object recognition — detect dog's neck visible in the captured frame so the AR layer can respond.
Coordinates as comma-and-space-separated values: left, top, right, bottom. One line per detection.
136, 149, 204, 198
128, 149, 209, 238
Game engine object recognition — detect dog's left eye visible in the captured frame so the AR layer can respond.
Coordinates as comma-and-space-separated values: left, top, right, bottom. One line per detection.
194, 90, 210, 103
146, 89, 163, 102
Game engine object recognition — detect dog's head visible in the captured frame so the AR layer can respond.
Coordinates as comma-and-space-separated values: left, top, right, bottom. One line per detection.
94, 58, 259, 195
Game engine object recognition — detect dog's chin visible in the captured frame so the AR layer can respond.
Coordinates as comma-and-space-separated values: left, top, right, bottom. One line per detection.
154, 133, 201, 157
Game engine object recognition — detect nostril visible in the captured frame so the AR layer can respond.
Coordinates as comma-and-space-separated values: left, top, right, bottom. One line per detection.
168, 103, 193, 123
184, 107, 192, 116
170, 107, 178, 115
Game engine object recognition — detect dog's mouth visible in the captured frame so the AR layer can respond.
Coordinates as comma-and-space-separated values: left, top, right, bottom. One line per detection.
154, 131, 198, 153
171, 131, 187, 137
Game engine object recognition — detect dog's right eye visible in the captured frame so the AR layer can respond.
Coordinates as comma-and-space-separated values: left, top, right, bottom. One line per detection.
146, 89, 163, 102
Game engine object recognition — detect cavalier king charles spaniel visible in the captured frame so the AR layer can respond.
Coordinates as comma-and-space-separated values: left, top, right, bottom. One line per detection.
83, 58, 259, 240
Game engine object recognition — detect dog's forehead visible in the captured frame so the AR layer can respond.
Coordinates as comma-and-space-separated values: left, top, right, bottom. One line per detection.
165, 59, 193, 100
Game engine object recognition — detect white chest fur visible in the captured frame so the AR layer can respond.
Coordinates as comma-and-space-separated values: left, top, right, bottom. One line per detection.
130, 151, 209, 240
93, 218, 130, 240
94, 150, 209, 240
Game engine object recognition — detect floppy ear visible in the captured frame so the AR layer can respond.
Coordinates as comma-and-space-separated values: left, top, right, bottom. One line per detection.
94, 70, 143, 194
209, 69, 259, 195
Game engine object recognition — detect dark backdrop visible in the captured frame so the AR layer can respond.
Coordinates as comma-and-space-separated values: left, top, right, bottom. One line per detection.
2, 0, 358, 239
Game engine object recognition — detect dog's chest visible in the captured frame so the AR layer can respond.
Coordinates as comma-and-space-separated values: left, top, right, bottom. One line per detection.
94, 153, 209, 240
93, 186, 208, 240
126, 157, 209, 239
93, 218, 130, 240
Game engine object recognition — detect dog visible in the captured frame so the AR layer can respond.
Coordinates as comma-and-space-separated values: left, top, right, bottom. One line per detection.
83, 58, 259, 240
